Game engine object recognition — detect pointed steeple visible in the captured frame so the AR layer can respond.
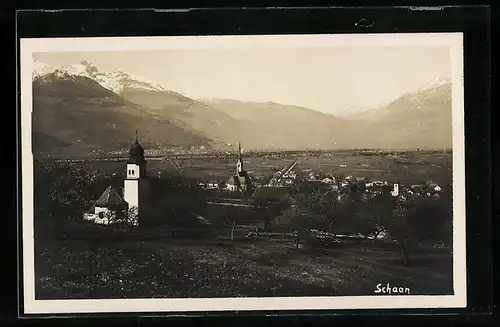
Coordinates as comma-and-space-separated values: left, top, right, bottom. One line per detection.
135, 129, 139, 144
236, 141, 243, 174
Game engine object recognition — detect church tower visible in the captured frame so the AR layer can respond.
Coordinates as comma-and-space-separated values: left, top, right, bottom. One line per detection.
226, 141, 253, 193
236, 142, 244, 174
123, 130, 149, 225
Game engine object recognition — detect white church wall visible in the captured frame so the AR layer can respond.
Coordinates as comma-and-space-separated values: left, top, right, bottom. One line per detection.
126, 163, 140, 179
124, 179, 139, 208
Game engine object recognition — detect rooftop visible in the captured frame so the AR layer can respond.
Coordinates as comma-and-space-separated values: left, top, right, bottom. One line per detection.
95, 185, 128, 209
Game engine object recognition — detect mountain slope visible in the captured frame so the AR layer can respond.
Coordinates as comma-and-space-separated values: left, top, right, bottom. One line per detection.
33, 61, 357, 150
32, 60, 453, 152
32, 72, 211, 154
200, 99, 355, 150
35, 61, 246, 148
118, 89, 245, 146
346, 83, 453, 149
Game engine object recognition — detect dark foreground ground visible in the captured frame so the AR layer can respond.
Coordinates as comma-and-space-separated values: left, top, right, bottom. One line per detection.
35, 238, 453, 299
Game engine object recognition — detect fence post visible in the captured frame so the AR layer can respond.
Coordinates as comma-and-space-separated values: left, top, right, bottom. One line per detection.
231, 221, 236, 241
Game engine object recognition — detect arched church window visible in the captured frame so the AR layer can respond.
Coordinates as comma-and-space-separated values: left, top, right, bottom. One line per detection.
98, 212, 104, 219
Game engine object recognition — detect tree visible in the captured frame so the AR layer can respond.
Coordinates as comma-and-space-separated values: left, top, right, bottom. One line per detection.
318, 190, 345, 236
125, 206, 139, 226
361, 189, 454, 266
325, 183, 374, 237
147, 174, 207, 227
34, 161, 108, 239
347, 181, 366, 203
386, 200, 412, 265
271, 190, 326, 251
365, 192, 397, 239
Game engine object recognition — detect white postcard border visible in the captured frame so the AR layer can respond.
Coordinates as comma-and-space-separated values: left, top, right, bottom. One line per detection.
20, 33, 466, 314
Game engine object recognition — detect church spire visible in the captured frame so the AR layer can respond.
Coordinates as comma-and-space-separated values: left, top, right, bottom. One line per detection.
236, 141, 243, 174
135, 129, 139, 144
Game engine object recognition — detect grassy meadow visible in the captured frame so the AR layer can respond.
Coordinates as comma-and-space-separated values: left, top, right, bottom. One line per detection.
35, 237, 453, 299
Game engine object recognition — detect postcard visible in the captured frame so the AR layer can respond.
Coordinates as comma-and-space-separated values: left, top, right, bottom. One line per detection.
19, 33, 466, 314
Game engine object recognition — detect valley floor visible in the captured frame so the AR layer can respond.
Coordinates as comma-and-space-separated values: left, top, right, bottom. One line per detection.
34, 238, 453, 299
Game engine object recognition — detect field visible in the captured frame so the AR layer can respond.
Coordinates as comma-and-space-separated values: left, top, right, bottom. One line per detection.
33, 150, 454, 300
79, 151, 453, 186
35, 237, 453, 299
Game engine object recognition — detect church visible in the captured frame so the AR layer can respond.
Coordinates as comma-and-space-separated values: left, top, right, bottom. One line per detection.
83, 132, 150, 226
226, 142, 253, 194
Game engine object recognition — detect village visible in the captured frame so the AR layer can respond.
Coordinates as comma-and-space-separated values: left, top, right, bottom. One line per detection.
82, 135, 446, 234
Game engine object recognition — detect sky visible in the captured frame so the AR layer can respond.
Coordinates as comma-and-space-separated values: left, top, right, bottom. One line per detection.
34, 46, 451, 115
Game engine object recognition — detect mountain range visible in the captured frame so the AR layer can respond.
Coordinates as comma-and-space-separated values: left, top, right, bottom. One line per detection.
31, 61, 453, 154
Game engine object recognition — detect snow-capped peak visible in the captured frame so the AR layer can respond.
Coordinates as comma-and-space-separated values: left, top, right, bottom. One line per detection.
33, 61, 56, 78
419, 77, 452, 92
32, 60, 166, 94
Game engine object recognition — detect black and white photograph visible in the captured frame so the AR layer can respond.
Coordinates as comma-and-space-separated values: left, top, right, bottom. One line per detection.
20, 33, 466, 314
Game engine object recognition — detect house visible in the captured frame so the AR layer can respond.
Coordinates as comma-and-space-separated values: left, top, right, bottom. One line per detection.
83, 185, 129, 225
428, 183, 442, 192
206, 181, 219, 189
